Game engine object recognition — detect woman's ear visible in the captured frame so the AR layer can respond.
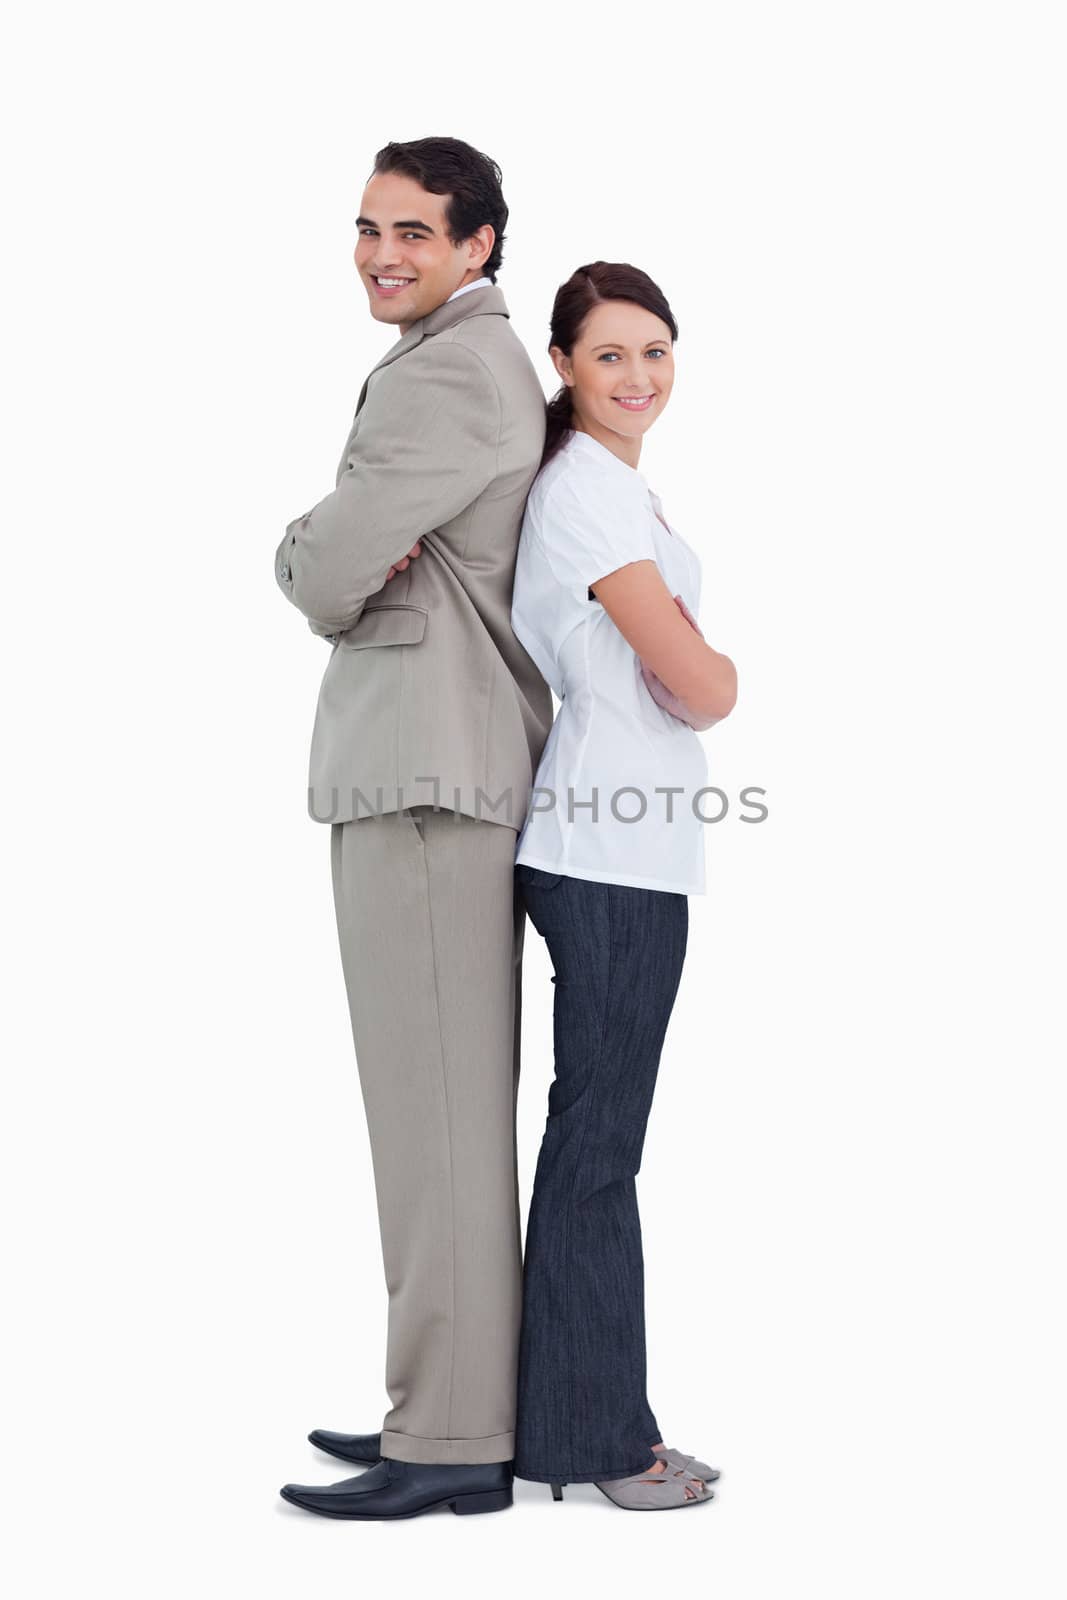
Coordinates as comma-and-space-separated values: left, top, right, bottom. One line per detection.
548, 345, 573, 387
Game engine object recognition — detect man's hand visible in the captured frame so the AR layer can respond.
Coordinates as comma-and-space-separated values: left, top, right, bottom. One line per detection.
384, 541, 423, 582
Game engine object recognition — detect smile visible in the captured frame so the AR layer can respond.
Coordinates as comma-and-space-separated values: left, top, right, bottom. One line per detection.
612, 395, 655, 411
372, 276, 415, 295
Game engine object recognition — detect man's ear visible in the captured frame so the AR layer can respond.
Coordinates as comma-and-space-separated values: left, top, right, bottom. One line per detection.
468, 223, 495, 272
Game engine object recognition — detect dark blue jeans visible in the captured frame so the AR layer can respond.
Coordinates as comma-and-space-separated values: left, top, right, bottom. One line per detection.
512, 863, 689, 1483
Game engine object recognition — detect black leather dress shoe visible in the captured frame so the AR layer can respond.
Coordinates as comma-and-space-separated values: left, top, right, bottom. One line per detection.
279, 1457, 513, 1519
307, 1428, 381, 1465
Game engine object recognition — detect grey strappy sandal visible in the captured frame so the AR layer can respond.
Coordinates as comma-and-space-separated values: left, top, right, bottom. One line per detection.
589, 1455, 713, 1510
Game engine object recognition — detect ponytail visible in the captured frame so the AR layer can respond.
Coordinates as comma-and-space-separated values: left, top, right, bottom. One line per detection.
541, 384, 575, 471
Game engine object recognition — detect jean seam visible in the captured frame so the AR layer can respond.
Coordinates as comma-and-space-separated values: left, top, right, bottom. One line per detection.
560, 884, 614, 1472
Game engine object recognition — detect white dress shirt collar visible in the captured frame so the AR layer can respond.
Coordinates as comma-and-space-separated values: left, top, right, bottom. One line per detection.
445, 275, 493, 303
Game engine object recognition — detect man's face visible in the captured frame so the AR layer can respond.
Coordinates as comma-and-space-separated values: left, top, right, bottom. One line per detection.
354, 171, 490, 332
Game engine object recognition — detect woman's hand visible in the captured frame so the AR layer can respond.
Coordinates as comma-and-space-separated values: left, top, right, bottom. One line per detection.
639, 596, 716, 731
640, 661, 717, 730
671, 593, 703, 638
594, 561, 737, 726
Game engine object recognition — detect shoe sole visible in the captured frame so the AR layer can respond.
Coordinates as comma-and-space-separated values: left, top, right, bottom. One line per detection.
279, 1486, 512, 1519
592, 1483, 715, 1510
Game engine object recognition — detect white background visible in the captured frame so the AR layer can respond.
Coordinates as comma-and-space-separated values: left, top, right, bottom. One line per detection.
3, 2, 1064, 1595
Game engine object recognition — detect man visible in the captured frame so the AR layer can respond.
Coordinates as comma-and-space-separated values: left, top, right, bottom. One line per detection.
275, 138, 552, 1520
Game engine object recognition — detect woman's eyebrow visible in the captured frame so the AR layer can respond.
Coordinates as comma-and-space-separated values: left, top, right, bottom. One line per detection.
590, 340, 668, 351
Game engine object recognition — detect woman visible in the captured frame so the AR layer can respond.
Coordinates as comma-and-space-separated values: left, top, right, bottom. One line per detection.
509, 262, 738, 1510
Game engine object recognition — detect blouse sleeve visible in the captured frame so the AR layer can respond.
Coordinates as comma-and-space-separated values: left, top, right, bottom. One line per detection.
533, 469, 659, 600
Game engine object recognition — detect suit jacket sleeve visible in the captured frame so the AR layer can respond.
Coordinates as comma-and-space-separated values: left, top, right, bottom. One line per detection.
275, 340, 502, 633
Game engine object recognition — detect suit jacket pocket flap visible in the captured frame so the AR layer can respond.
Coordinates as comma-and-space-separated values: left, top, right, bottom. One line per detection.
338, 604, 428, 650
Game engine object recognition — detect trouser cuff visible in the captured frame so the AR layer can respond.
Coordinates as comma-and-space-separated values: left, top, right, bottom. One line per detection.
379, 1429, 515, 1465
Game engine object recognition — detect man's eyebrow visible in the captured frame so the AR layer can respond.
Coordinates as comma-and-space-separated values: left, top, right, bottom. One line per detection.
355, 215, 436, 233
590, 340, 669, 351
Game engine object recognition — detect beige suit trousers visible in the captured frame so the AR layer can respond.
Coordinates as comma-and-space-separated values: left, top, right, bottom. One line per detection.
330, 804, 525, 1464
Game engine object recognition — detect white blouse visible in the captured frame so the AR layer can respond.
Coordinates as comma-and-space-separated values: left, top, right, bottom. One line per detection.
510, 428, 710, 895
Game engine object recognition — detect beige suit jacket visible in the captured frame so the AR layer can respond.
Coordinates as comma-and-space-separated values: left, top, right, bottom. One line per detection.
276, 283, 553, 827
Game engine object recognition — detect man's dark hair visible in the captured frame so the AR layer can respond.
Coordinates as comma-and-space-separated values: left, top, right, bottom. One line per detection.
370, 137, 508, 282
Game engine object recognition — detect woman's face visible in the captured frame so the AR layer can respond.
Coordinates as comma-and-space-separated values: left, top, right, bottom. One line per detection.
551, 299, 675, 444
